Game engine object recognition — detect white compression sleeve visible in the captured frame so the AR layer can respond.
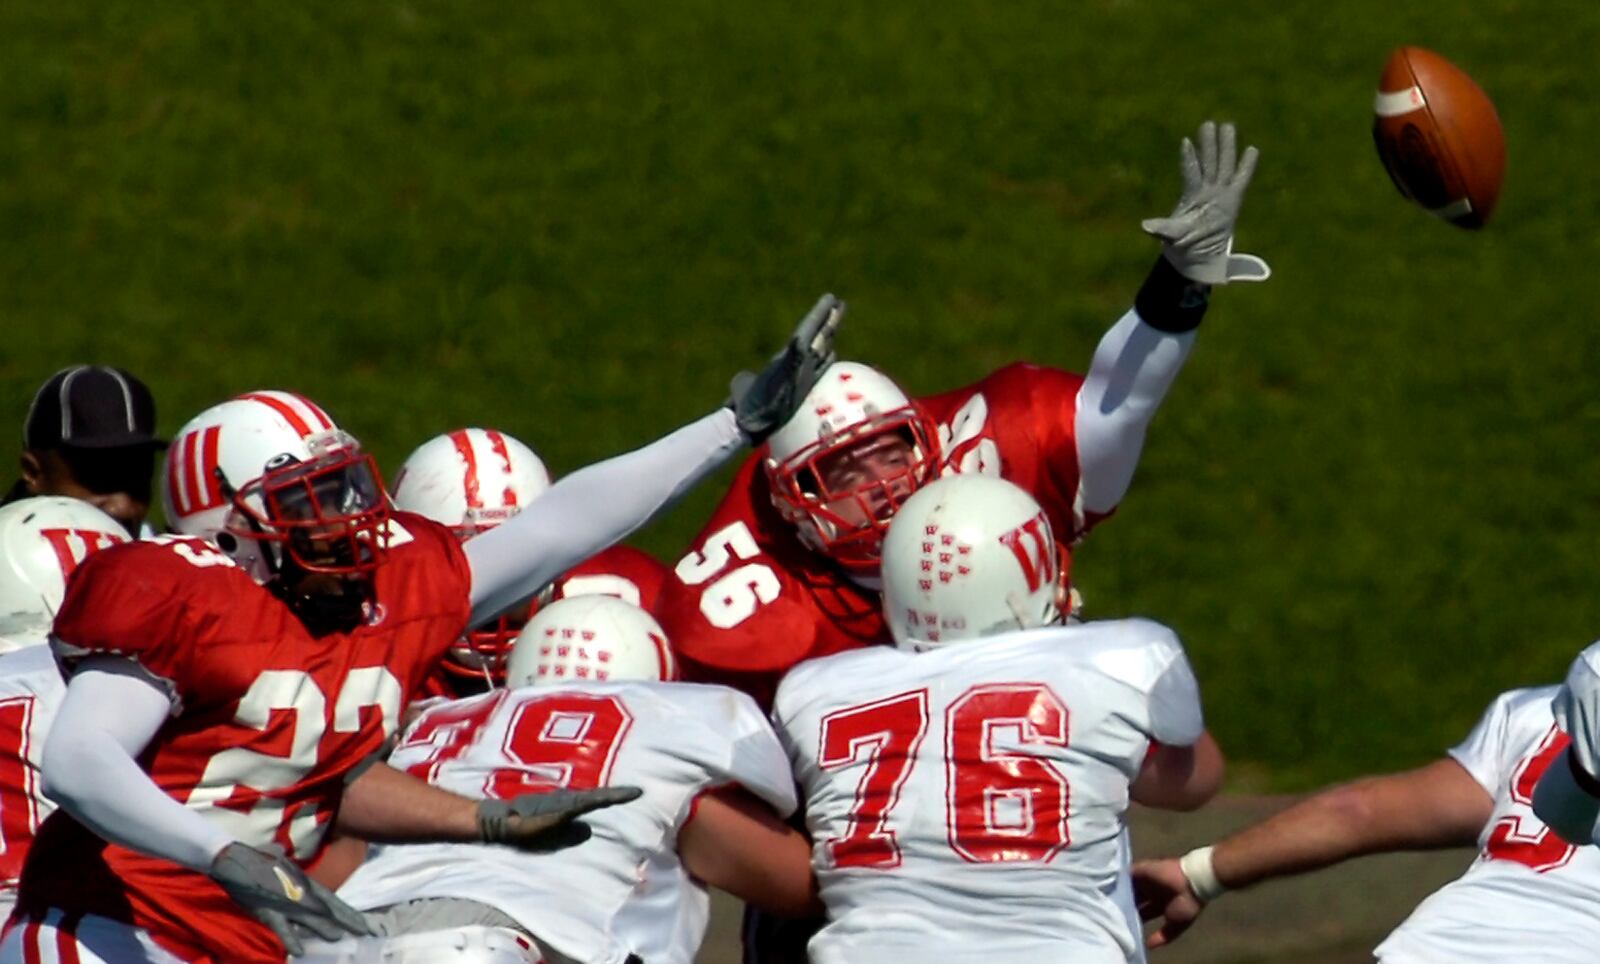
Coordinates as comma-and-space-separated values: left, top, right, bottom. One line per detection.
1074, 308, 1198, 516
466, 407, 745, 625
41, 658, 235, 872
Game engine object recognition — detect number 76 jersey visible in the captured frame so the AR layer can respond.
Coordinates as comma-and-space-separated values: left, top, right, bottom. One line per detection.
773, 618, 1203, 963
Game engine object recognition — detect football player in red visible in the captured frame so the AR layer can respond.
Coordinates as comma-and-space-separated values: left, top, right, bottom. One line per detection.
1, 298, 841, 964
390, 427, 671, 697
656, 121, 1271, 708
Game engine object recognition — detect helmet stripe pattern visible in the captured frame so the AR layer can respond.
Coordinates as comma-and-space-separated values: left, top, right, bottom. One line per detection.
235, 392, 333, 439
167, 425, 226, 519
448, 429, 484, 509
483, 430, 519, 508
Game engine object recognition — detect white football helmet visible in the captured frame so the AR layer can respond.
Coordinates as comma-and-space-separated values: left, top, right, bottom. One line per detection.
163, 391, 390, 583
505, 595, 676, 689
763, 362, 940, 575
391, 428, 552, 538
880, 475, 1068, 652
0, 496, 129, 651
391, 428, 553, 686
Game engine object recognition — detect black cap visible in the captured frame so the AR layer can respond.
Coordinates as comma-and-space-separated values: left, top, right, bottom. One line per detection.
23, 365, 166, 451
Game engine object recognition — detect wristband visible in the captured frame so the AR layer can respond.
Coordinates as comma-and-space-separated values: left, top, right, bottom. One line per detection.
1134, 254, 1211, 334
1178, 845, 1227, 903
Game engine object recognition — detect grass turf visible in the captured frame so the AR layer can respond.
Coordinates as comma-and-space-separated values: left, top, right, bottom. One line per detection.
5, 0, 1599, 789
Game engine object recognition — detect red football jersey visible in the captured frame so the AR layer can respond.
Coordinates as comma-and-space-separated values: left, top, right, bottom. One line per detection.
656, 363, 1100, 707
17, 512, 470, 963
417, 544, 670, 701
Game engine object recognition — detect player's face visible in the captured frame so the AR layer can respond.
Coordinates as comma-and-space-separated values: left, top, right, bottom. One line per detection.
23, 448, 153, 536
813, 432, 918, 530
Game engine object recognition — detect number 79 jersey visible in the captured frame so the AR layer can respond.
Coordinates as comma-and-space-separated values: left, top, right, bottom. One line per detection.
772, 618, 1203, 963
1374, 685, 1600, 963
339, 681, 797, 964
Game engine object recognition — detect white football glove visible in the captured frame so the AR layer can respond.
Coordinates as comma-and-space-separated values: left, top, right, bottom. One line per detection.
1142, 121, 1270, 285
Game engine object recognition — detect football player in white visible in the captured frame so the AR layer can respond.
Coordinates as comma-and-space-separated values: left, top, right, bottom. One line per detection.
771, 475, 1223, 963
390, 427, 672, 698
296, 594, 817, 964
1135, 673, 1600, 961
0, 497, 129, 916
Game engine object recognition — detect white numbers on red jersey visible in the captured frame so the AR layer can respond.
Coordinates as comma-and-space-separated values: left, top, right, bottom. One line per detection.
0, 696, 41, 883
558, 573, 643, 606
1484, 724, 1577, 873
146, 535, 238, 569
398, 692, 633, 799
937, 394, 1002, 478
185, 667, 403, 859
674, 522, 781, 629
818, 682, 1071, 870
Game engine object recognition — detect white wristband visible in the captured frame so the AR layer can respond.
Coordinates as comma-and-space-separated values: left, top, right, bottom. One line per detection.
1179, 845, 1227, 903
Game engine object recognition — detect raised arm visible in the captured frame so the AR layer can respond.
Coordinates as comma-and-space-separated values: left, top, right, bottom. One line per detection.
465, 294, 843, 626
1076, 120, 1268, 516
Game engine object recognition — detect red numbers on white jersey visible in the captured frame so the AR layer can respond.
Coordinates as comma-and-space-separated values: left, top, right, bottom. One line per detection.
674, 522, 781, 629
1483, 724, 1577, 873
818, 691, 929, 868
818, 682, 1071, 869
0, 696, 40, 886
398, 692, 633, 798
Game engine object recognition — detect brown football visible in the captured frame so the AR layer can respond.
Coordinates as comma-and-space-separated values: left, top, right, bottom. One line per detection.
1373, 46, 1506, 228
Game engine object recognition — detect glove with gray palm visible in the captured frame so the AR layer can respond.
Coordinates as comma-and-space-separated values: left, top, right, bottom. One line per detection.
209, 842, 376, 955
477, 785, 643, 851
1142, 121, 1270, 285
728, 293, 845, 443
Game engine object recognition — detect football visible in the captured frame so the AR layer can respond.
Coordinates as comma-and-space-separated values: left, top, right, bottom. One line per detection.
1372, 46, 1506, 228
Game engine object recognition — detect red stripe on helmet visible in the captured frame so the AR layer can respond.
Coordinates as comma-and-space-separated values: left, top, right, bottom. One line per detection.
649, 631, 675, 681
180, 429, 204, 516
199, 425, 224, 509
450, 430, 484, 509
484, 429, 518, 507
239, 392, 315, 438
289, 392, 335, 431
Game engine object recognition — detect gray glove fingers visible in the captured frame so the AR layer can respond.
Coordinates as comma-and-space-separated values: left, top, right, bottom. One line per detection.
1231, 144, 1260, 195
1140, 216, 1184, 242
302, 876, 377, 938
1195, 121, 1218, 186
1177, 137, 1202, 197
511, 784, 642, 819
558, 784, 644, 816
794, 293, 844, 355
1216, 122, 1237, 185
259, 909, 304, 957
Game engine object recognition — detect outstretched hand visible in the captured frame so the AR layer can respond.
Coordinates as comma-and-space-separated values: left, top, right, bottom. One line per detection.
728, 293, 845, 443
1142, 120, 1270, 285
1132, 857, 1207, 949
477, 785, 643, 851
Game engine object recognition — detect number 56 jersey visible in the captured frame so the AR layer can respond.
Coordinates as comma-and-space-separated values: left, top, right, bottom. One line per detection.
772, 618, 1203, 964
338, 681, 798, 964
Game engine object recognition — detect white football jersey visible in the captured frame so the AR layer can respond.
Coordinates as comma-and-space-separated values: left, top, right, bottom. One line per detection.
1375, 685, 1600, 962
0, 643, 64, 918
336, 681, 796, 964
772, 618, 1203, 963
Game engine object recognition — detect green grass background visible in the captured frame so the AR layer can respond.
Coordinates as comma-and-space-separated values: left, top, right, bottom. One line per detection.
4, 1, 1598, 789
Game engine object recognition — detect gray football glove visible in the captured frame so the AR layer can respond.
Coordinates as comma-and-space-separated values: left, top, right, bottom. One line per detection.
209, 842, 375, 956
728, 293, 844, 443
477, 785, 643, 851
1141, 121, 1270, 285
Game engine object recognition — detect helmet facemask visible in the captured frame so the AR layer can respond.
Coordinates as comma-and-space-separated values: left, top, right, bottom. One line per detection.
227, 436, 392, 635
767, 406, 940, 575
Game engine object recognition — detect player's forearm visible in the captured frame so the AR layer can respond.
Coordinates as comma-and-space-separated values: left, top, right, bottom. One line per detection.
465, 408, 745, 625
42, 665, 234, 872
1074, 302, 1198, 515
335, 763, 480, 843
